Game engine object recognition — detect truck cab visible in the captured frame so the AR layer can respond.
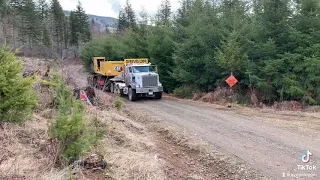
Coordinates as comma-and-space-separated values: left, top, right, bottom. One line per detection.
121, 64, 163, 101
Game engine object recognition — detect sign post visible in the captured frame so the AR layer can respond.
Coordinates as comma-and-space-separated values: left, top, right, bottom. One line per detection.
225, 73, 238, 107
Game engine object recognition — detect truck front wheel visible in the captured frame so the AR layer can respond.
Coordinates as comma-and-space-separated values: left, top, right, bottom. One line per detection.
128, 87, 137, 101
110, 83, 114, 93
155, 92, 162, 100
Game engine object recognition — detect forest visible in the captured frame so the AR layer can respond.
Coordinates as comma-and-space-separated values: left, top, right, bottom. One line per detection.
0, 0, 91, 58
1, 0, 319, 105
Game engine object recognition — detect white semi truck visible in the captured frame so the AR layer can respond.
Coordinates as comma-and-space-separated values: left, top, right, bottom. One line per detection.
88, 57, 163, 101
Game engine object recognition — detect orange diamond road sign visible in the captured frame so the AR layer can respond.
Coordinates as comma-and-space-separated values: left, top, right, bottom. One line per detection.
225, 75, 238, 88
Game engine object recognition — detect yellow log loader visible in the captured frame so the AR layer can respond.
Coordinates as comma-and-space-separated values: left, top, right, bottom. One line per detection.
87, 57, 163, 101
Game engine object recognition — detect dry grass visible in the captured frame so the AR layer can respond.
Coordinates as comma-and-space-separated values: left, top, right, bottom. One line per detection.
0, 116, 68, 179
86, 107, 166, 180
199, 87, 235, 105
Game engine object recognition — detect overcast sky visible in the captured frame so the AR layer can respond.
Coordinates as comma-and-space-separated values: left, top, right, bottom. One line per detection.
60, 0, 180, 18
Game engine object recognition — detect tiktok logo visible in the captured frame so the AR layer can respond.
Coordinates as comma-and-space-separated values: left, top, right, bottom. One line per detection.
301, 150, 312, 163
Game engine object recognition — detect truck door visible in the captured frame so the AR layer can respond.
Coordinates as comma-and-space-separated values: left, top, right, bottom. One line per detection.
125, 66, 133, 86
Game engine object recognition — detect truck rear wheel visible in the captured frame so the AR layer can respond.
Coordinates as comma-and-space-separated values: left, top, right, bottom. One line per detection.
128, 87, 137, 101
155, 92, 162, 100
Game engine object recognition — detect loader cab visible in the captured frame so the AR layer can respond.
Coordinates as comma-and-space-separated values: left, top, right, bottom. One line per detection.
92, 57, 106, 72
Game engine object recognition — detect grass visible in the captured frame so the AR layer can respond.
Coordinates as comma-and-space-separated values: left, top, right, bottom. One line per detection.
0, 117, 62, 179
86, 107, 166, 180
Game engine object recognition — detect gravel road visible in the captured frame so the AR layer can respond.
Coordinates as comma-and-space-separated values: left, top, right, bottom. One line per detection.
67, 62, 319, 179
127, 98, 320, 179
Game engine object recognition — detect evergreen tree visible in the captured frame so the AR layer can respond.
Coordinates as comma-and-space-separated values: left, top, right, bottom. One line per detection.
117, 8, 127, 32
63, 15, 69, 49
173, 0, 221, 90
0, 47, 37, 122
37, 0, 48, 20
148, 26, 176, 92
37, 0, 51, 47
156, 0, 172, 27
69, 2, 91, 47
0, 0, 11, 45
19, 0, 42, 47
117, 0, 137, 31
124, 0, 136, 29
50, 0, 65, 57
69, 11, 78, 46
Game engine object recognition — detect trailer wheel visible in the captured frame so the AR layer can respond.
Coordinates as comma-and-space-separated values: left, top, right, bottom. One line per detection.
128, 87, 137, 101
155, 92, 162, 100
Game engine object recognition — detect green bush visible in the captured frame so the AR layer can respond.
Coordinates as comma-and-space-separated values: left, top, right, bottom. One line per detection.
0, 47, 37, 123
49, 74, 94, 164
81, 36, 122, 70
114, 95, 123, 111
173, 85, 200, 99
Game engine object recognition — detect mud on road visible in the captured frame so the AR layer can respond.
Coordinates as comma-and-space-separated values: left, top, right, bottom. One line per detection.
65, 60, 319, 180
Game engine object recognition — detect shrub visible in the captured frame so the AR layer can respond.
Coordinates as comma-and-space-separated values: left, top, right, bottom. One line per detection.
0, 47, 37, 123
114, 95, 123, 111
81, 36, 122, 70
49, 74, 93, 164
173, 85, 200, 99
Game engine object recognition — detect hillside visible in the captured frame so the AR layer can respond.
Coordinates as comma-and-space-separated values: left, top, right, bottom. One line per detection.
64, 10, 118, 30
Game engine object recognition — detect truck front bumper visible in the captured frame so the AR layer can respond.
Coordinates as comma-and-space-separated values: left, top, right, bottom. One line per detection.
135, 86, 163, 94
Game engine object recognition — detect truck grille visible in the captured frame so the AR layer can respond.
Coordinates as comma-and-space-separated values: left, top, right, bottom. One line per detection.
142, 75, 158, 87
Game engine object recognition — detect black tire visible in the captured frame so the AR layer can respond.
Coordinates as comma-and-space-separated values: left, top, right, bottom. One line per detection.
110, 83, 114, 93
155, 92, 162, 100
128, 87, 137, 101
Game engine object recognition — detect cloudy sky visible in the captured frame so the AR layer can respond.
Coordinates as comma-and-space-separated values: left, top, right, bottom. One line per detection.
60, 0, 180, 18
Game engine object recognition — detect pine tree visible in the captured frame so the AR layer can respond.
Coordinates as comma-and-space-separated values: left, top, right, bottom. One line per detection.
148, 26, 176, 92
37, 0, 48, 20
216, 30, 248, 75
124, 0, 136, 29
117, 0, 137, 32
138, 7, 148, 28
64, 15, 69, 49
117, 8, 127, 32
0, 47, 37, 122
156, 0, 172, 27
69, 11, 78, 46
50, 0, 65, 58
0, 0, 11, 45
19, 0, 42, 50
69, 2, 91, 48
37, 0, 51, 48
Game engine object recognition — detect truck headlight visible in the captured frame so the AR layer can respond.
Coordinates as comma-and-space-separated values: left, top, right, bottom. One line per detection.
159, 83, 162, 87
136, 84, 140, 88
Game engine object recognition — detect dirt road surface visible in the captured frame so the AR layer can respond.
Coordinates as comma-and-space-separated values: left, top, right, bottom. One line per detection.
127, 99, 319, 179
66, 61, 319, 179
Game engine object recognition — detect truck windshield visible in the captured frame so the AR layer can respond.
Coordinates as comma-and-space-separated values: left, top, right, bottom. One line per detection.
133, 66, 150, 73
